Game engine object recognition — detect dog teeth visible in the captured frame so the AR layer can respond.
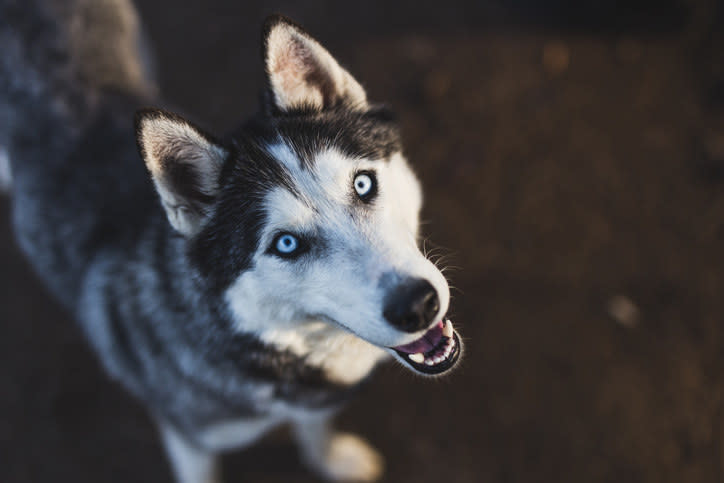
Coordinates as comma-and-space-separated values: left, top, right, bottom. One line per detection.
442, 319, 453, 338
410, 333, 458, 367
408, 352, 425, 364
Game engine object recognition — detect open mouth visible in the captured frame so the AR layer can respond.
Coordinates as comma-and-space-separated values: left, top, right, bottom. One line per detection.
391, 319, 461, 375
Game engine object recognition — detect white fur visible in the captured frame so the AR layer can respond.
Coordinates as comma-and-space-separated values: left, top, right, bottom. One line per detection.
225, 143, 450, 381
293, 415, 383, 482
160, 407, 330, 482
196, 416, 281, 452
260, 323, 388, 385
160, 424, 221, 483
162, 406, 382, 483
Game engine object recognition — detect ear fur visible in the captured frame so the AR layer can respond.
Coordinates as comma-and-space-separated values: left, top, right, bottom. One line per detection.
263, 15, 368, 112
134, 108, 228, 236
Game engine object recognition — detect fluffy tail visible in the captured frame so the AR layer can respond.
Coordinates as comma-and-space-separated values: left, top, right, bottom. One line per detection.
0, 0, 157, 192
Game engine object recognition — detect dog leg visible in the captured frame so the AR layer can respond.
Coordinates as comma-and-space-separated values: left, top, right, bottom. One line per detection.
292, 413, 383, 482
159, 424, 221, 483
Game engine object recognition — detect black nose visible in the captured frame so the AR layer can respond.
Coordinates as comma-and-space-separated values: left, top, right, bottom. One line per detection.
383, 278, 440, 333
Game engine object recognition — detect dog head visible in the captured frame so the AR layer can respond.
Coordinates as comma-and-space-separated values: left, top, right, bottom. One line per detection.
135, 16, 461, 376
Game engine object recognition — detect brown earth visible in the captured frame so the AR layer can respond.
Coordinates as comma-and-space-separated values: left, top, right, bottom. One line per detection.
1, 1, 723, 482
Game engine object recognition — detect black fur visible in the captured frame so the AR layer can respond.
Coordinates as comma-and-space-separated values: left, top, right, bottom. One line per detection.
236, 106, 402, 170
189, 134, 299, 292
1, 2, 388, 452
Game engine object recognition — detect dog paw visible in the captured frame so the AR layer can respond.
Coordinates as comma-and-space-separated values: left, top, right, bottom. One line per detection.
312, 433, 384, 482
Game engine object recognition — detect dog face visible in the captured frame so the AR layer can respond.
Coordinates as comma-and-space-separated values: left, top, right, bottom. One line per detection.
135, 16, 461, 376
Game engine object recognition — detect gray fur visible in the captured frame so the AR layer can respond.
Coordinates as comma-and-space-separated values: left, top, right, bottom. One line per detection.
0, 0, 347, 448
0, 0, 372, 468
0, 4, 457, 482
0, 146, 11, 191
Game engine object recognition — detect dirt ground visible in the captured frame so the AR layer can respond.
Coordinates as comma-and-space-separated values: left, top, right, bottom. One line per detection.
1, 1, 723, 482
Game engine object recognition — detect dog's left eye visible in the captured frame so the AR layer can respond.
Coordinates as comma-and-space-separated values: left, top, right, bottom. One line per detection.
272, 233, 301, 258
353, 171, 377, 201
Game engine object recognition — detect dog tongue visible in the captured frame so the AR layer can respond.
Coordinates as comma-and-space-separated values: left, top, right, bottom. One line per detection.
392, 320, 444, 354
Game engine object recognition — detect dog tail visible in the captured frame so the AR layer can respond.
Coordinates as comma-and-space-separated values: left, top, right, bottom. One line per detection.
0, 0, 157, 193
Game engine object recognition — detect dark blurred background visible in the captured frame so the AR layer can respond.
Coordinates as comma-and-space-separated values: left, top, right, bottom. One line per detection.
2, 0, 724, 481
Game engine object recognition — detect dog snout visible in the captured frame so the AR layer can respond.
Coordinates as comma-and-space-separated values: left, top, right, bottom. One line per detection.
383, 278, 440, 333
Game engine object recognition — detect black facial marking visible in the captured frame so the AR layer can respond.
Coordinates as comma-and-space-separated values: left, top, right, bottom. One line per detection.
188, 139, 299, 293
247, 105, 402, 170
187, 103, 402, 293
283, 107, 401, 167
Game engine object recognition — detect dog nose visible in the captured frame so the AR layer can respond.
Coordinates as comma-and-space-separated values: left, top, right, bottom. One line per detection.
383, 278, 440, 333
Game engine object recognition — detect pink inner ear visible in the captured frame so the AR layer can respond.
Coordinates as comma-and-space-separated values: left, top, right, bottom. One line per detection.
269, 33, 327, 110
266, 23, 367, 111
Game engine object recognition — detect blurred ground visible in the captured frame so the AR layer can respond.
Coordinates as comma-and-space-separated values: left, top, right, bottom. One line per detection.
2, 1, 724, 482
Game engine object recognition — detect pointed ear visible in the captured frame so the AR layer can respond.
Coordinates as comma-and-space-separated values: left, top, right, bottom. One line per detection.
134, 108, 228, 237
263, 15, 368, 112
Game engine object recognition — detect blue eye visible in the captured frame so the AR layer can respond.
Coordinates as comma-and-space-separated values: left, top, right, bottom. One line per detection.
269, 233, 308, 259
353, 171, 377, 201
275, 234, 298, 254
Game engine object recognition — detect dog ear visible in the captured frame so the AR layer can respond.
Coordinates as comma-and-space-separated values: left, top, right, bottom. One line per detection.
262, 15, 368, 112
135, 108, 228, 237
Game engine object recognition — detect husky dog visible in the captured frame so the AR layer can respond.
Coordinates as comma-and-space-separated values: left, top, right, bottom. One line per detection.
0, 1, 462, 481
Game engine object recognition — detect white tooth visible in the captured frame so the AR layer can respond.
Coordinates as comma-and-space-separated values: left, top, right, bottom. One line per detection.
424, 359, 435, 366
408, 353, 425, 364
442, 320, 453, 338
433, 356, 443, 364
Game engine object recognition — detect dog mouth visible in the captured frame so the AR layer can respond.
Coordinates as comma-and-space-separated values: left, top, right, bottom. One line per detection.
390, 319, 461, 375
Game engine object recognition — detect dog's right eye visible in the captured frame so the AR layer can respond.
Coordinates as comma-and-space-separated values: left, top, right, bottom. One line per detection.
269, 233, 305, 259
